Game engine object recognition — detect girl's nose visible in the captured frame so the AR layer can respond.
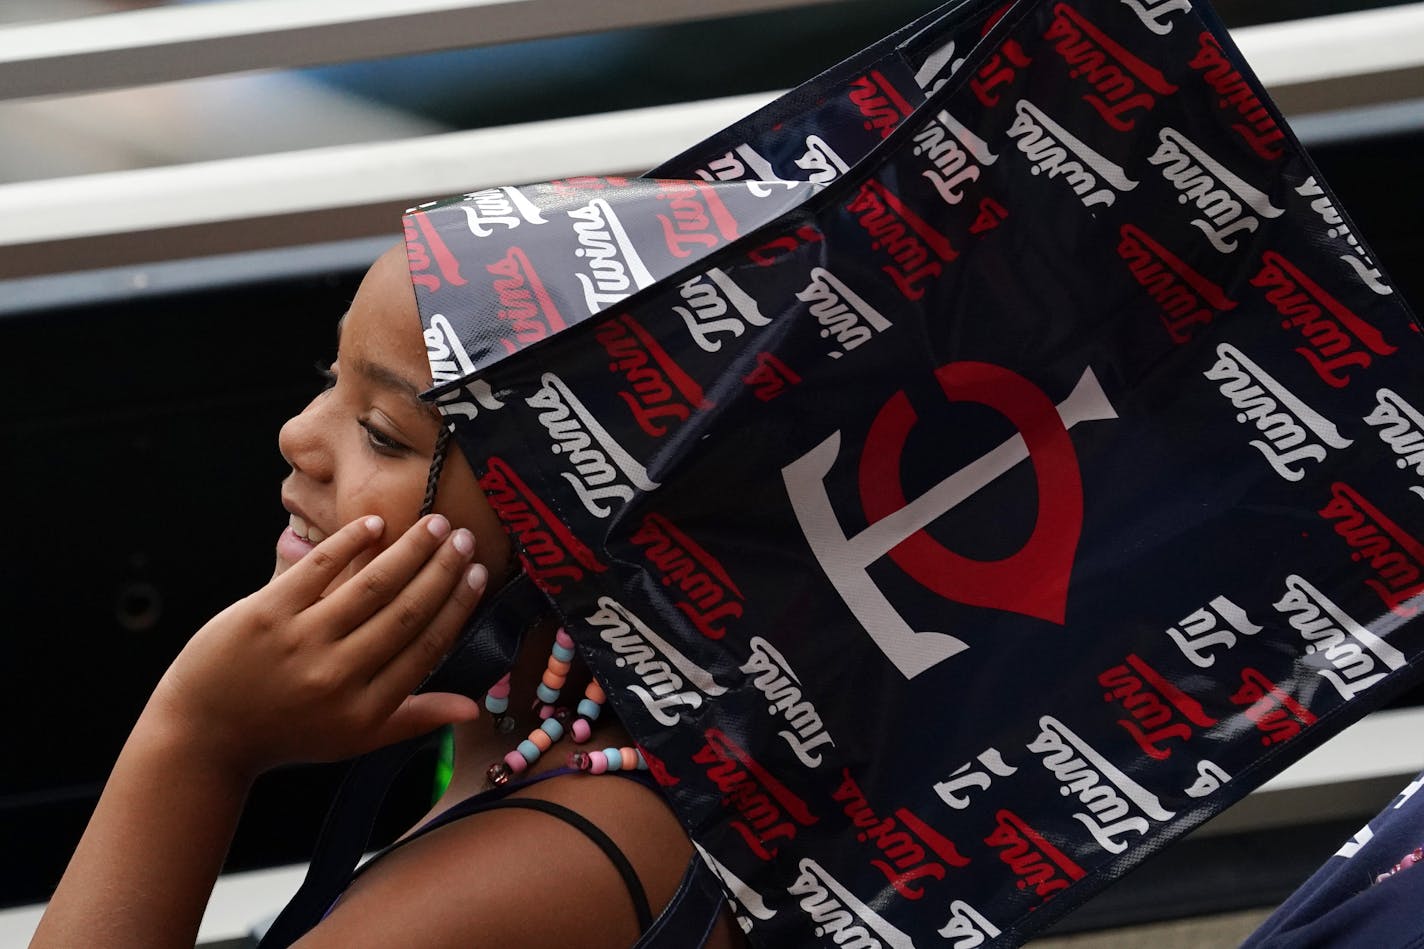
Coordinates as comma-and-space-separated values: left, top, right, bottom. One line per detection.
277, 397, 334, 482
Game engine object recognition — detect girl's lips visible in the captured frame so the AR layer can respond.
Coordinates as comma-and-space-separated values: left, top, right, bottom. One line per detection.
276, 526, 316, 566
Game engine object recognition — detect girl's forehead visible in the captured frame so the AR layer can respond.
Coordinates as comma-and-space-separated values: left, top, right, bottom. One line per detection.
339, 246, 428, 380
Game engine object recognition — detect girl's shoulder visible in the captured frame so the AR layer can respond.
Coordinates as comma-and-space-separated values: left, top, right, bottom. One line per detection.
294, 771, 743, 948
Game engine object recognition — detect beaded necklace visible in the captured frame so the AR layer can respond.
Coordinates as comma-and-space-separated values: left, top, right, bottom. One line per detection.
482, 627, 647, 787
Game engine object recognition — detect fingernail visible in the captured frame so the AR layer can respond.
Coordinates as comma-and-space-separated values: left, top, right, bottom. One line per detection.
466, 563, 489, 592
364, 515, 384, 534
426, 514, 451, 539
452, 529, 474, 556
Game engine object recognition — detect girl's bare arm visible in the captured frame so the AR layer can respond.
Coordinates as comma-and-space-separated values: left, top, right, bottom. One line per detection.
31, 514, 487, 949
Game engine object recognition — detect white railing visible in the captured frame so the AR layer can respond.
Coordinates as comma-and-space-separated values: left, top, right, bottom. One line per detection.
0, 0, 847, 100
0, 1, 1422, 277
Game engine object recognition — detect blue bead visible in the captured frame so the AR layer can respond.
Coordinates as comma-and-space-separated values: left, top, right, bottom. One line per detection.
552, 643, 575, 662
603, 747, 622, 769
536, 683, 560, 704
541, 719, 564, 741
576, 699, 601, 720
518, 739, 541, 762
485, 695, 509, 714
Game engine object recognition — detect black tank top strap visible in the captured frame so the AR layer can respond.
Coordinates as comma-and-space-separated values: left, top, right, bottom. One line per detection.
350, 768, 668, 937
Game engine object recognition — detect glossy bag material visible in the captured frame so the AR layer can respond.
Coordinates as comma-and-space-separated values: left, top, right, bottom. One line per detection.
293, 0, 1424, 945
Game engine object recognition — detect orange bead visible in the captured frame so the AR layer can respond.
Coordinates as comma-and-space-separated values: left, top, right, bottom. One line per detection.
586, 680, 606, 703
530, 729, 553, 752
620, 748, 637, 771
542, 669, 566, 690
547, 657, 572, 677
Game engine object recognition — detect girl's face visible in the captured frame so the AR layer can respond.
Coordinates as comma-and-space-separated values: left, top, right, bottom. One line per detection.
274, 242, 510, 581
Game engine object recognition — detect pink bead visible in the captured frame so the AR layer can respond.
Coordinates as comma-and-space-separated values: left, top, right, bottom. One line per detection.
488, 674, 512, 699
504, 750, 528, 774
556, 629, 575, 650
539, 704, 556, 720
572, 719, 592, 743
620, 748, 637, 770
1402, 853, 1419, 870
589, 751, 609, 774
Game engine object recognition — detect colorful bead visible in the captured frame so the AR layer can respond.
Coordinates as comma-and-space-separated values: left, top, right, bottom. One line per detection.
571, 677, 606, 746
517, 739, 540, 762
620, 748, 638, 771
484, 674, 512, 714
484, 673, 515, 732
541, 718, 564, 742
504, 750, 528, 774
533, 631, 577, 712
530, 729, 553, 753
589, 751, 609, 774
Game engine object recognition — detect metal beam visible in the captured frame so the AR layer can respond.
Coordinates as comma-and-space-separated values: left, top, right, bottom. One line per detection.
1232, 3, 1424, 115
0, 92, 776, 278
2, 5, 1423, 277
0, 0, 849, 102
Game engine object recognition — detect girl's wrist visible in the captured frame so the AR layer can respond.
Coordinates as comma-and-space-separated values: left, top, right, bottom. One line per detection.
131, 694, 262, 790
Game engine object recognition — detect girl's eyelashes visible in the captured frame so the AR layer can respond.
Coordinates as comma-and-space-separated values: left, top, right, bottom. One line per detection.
313, 359, 414, 456
359, 417, 412, 456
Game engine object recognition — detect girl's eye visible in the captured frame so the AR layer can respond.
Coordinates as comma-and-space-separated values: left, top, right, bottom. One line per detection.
359, 418, 410, 455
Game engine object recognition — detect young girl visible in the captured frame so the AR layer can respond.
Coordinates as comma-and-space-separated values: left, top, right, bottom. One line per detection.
30, 242, 743, 949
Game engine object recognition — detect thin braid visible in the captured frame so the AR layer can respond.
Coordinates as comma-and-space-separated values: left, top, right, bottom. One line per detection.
419, 423, 452, 516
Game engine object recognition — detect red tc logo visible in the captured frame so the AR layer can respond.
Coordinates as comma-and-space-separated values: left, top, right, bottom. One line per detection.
782, 363, 1117, 678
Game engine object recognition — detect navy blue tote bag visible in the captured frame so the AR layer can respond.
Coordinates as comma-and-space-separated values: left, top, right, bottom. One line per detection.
265, 0, 1424, 945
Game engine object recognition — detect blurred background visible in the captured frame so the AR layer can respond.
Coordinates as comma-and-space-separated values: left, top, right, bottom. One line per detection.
0, 0, 1421, 945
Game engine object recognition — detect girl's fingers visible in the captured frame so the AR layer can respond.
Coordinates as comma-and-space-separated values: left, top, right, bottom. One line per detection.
365, 692, 482, 750
339, 535, 483, 681
312, 514, 459, 634
273, 515, 386, 606
366, 562, 489, 700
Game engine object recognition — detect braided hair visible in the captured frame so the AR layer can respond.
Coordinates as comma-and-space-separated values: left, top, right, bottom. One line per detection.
418, 422, 452, 517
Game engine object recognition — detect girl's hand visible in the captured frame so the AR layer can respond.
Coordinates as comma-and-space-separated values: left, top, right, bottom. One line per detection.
144, 513, 487, 780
